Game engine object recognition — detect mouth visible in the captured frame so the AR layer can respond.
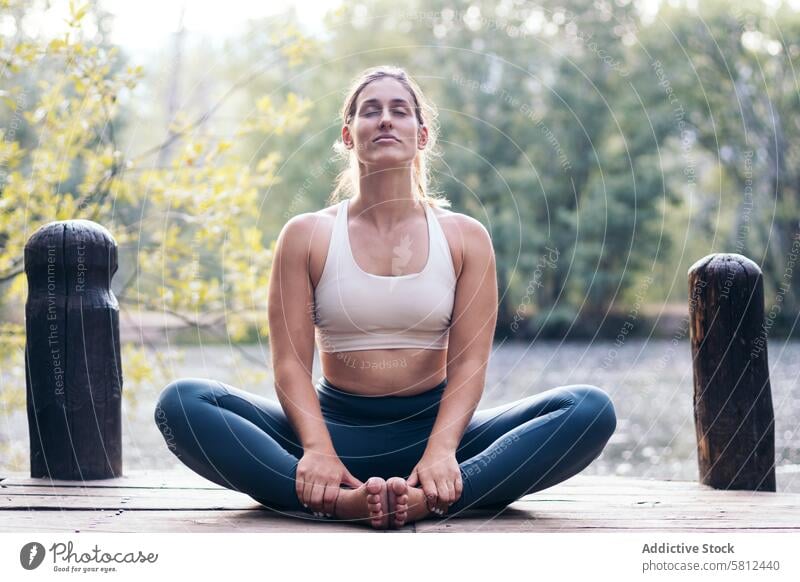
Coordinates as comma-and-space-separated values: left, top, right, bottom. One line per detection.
373, 136, 400, 143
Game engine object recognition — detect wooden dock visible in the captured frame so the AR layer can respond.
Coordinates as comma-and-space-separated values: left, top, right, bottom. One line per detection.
2, 466, 798, 533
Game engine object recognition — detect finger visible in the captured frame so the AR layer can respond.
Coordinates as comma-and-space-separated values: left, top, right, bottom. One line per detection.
310, 481, 325, 512
422, 478, 438, 510
343, 471, 362, 489
454, 475, 464, 501
323, 483, 339, 516
407, 469, 419, 488
430, 480, 447, 516
301, 476, 314, 508
440, 479, 456, 515
445, 479, 456, 505
295, 472, 306, 508
302, 477, 315, 510
436, 478, 452, 505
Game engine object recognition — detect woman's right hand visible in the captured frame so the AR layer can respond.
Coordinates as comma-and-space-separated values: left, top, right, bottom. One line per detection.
295, 448, 363, 515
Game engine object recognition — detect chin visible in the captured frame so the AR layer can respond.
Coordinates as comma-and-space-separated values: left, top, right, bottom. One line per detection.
366, 152, 415, 165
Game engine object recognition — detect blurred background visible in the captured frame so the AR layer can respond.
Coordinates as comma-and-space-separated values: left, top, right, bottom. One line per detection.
1, 0, 798, 490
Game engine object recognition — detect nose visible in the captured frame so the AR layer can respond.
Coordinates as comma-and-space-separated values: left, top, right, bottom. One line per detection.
379, 107, 392, 127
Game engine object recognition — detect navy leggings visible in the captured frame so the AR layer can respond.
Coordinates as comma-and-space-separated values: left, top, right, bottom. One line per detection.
153, 376, 617, 517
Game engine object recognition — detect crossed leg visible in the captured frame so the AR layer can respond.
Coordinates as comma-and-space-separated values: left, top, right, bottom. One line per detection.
444, 384, 617, 514
154, 378, 306, 510
154, 379, 616, 523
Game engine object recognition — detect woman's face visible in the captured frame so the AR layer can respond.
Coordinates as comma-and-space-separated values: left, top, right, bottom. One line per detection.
343, 77, 428, 169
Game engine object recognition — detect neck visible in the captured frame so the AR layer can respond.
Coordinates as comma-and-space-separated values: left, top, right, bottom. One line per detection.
351, 165, 423, 229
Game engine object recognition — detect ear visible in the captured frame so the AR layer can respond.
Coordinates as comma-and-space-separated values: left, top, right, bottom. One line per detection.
342, 124, 354, 149
418, 124, 429, 149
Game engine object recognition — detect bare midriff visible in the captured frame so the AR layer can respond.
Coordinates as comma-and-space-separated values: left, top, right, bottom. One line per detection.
318, 348, 448, 396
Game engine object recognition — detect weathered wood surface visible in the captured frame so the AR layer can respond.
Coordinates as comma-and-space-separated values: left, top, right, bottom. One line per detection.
688, 253, 776, 491
2, 469, 798, 533
24, 219, 123, 480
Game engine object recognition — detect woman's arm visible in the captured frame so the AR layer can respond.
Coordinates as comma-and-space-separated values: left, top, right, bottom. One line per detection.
406, 215, 498, 512
269, 214, 363, 515
267, 214, 334, 454
427, 216, 498, 453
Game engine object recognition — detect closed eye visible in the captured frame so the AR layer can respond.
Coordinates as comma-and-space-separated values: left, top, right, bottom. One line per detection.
363, 109, 408, 116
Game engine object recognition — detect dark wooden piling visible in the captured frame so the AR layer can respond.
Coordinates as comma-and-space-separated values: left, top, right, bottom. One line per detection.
24, 219, 123, 480
688, 253, 775, 491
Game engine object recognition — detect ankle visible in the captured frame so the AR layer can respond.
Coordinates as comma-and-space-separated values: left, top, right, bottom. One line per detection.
407, 488, 433, 521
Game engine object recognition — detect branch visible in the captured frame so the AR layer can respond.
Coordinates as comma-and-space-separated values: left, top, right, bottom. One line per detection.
119, 302, 174, 384
131, 39, 296, 164
119, 300, 269, 369
0, 263, 23, 284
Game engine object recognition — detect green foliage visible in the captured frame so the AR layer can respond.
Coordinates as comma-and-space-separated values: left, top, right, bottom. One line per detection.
286, 0, 674, 334
259, 0, 798, 336
2, 0, 798, 394
0, 1, 314, 403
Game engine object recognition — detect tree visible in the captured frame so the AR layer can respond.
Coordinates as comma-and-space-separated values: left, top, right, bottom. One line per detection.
644, 0, 800, 322
0, 1, 315, 406
304, 0, 678, 337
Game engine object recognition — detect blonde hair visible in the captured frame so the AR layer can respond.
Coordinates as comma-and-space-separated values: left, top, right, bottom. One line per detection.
330, 65, 451, 209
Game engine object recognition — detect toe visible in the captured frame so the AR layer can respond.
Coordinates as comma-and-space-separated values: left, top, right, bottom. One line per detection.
388, 477, 407, 494
366, 477, 384, 495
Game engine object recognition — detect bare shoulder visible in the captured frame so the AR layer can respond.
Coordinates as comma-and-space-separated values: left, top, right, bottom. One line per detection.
278, 202, 340, 287
433, 206, 489, 235
279, 203, 337, 246
432, 206, 493, 276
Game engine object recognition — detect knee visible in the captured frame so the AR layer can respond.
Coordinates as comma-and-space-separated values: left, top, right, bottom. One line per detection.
153, 378, 217, 430
567, 384, 617, 444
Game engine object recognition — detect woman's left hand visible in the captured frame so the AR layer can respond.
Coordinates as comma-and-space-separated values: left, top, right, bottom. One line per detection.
407, 446, 463, 516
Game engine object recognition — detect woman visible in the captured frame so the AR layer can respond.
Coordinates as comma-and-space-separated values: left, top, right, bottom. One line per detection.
154, 65, 617, 530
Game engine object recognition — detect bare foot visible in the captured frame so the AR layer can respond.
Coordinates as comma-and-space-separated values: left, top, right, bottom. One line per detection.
333, 476, 389, 529
386, 477, 410, 528
404, 484, 435, 523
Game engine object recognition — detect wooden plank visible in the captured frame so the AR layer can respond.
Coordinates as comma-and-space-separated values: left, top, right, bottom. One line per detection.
0, 470, 224, 490
518, 493, 800, 505
8, 470, 790, 499
3, 470, 798, 532
0, 510, 410, 533
420, 507, 800, 531
0, 471, 706, 490
3, 478, 798, 508
0, 489, 260, 510
2, 509, 797, 533
417, 521, 800, 533
3, 486, 798, 512
2, 492, 795, 521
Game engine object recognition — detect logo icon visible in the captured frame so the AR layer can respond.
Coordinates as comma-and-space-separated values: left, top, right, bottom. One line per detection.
390, 233, 414, 291
20, 542, 46, 570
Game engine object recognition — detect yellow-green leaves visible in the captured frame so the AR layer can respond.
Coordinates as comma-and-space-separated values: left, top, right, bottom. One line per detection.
238, 92, 312, 136
0, 3, 314, 412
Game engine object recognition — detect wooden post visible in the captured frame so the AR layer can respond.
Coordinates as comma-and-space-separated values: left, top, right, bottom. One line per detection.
688, 253, 775, 491
24, 219, 123, 479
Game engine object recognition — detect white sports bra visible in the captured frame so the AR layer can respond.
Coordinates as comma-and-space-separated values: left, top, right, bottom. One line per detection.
313, 198, 457, 353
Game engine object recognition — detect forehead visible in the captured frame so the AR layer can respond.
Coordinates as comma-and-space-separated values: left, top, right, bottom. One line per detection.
356, 77, 414, 107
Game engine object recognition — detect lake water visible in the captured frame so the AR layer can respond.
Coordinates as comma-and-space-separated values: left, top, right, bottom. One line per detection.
2, 339, 798, 492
